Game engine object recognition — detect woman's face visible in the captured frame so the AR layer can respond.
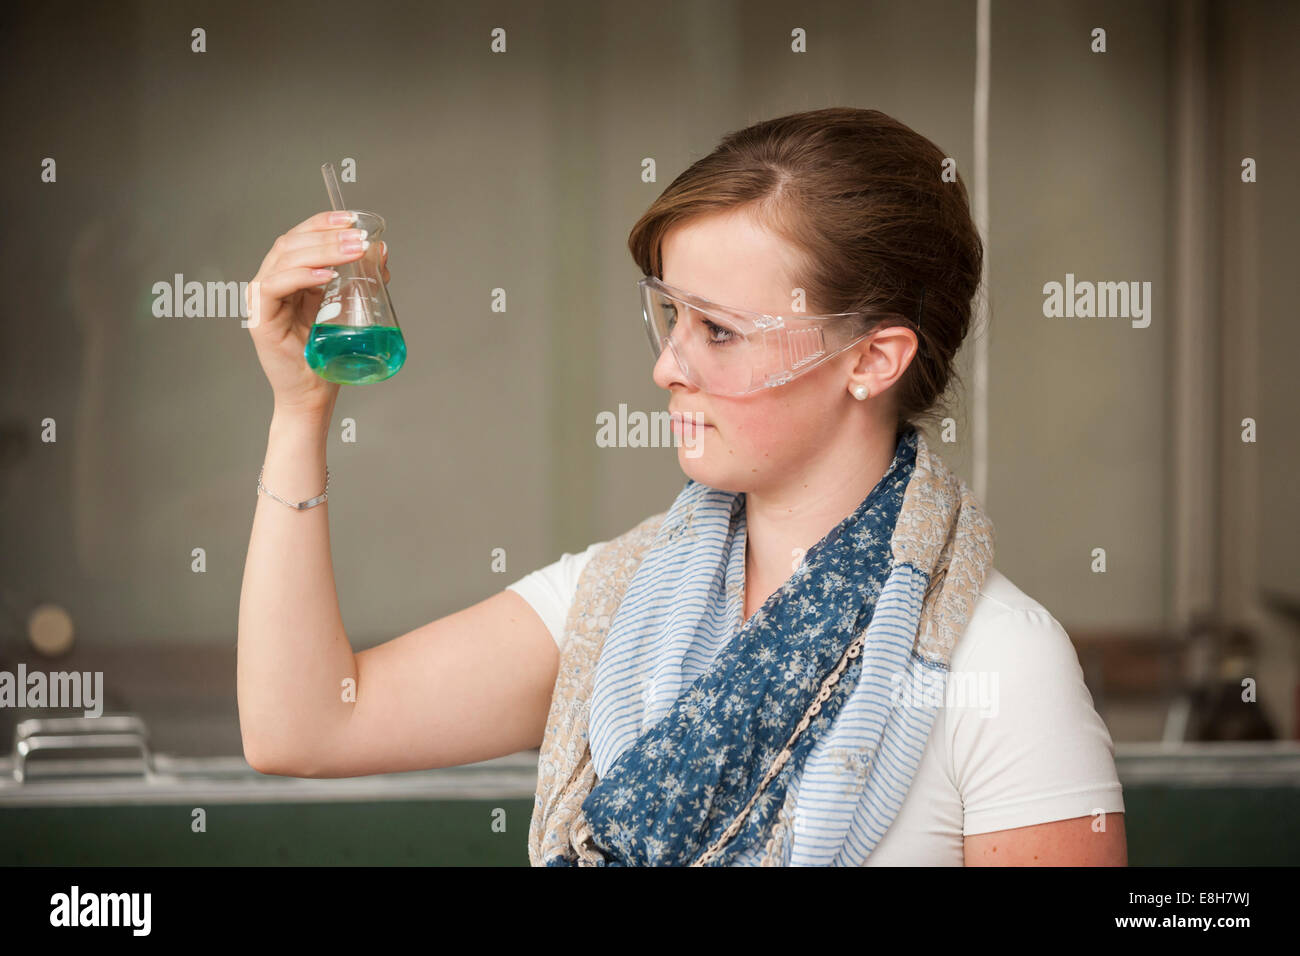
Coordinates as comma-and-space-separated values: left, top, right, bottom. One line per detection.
653, 208, 870, 495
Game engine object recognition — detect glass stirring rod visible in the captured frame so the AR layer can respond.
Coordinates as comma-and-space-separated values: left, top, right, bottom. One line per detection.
321, 163, 373, 325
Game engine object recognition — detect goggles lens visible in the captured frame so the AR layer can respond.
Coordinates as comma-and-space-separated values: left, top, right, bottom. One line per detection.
640, 278, 872, 395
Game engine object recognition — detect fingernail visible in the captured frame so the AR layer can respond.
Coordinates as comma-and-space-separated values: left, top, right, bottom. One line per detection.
381, 241, 388, 257
329, 211, 357, 225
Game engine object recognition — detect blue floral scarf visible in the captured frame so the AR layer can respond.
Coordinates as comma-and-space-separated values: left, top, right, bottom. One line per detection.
530, 425, 995, 866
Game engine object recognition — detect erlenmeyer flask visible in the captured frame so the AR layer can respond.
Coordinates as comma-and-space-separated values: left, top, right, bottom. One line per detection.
305, 210, 406, 384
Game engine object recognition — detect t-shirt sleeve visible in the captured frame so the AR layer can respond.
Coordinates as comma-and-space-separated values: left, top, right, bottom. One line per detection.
946, 604, 1126, 836
504, 540, 609, 650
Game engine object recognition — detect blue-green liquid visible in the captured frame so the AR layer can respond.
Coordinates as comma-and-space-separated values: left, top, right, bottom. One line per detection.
305, 325, 407, 385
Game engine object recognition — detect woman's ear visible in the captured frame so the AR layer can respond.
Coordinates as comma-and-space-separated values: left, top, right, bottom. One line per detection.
851, 325, 919, 396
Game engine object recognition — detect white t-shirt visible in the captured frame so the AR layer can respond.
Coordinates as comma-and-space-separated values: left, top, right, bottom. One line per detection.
507, 542, 1125, 866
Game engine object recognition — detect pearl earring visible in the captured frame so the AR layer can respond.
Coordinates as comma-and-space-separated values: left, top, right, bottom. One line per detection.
852, 384, 870, 401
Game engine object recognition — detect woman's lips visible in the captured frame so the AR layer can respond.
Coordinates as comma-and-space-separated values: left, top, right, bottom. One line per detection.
669, 412, 711, 434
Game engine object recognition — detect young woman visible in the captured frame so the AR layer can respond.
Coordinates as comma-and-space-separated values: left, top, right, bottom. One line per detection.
239, 107, 1127, 867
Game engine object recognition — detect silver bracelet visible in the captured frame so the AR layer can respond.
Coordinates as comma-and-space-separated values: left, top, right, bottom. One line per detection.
257, 465, 330, 510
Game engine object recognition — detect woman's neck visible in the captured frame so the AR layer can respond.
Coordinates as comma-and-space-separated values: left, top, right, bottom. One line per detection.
742, 425, 901, 620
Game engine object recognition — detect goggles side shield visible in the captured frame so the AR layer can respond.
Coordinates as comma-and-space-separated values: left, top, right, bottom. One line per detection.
638, 275, 895, 396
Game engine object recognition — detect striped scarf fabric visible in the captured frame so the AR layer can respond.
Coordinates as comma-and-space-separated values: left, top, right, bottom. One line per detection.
529, 425, 995, 866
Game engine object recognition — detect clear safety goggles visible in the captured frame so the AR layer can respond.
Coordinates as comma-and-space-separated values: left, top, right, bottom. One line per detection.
638, 275, 901, 396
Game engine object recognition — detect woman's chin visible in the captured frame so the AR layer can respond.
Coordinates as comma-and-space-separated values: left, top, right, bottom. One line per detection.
677, 449, 736, 491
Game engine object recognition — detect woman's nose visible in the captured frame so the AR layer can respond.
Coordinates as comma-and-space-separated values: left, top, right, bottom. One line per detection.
652, 338, 691, 390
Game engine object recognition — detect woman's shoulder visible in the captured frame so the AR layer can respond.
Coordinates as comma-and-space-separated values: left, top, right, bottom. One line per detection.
502, 510, 668, 648
974, 566, 1055, 616
951, 567, 1079, 672
509, 510, 668, 592
549, 509, 667, 580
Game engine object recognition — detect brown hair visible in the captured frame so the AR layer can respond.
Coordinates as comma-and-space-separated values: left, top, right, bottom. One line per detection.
627, 107, 983, 432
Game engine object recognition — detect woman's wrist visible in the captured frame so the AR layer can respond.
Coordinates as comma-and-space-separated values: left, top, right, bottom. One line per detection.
271, 402, 333, 439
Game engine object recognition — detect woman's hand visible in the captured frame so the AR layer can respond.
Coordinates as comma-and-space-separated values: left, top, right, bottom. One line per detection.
246, 211, 391, 418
